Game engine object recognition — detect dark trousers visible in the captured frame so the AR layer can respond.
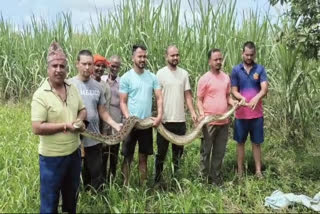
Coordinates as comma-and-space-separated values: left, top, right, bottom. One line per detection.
82, 144, 104, 190
102, 144, 120, 182
39, 149, 81, 214
200, 124, 229, 184
155, 122, 186, 183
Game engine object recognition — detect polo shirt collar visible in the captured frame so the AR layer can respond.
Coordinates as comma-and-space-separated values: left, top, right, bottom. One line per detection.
240, 62, 258, 75
107, 74, 120, 82
240, 62, 257, 70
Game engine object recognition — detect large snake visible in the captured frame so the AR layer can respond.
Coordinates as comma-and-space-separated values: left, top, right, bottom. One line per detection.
74, 103, 240, 146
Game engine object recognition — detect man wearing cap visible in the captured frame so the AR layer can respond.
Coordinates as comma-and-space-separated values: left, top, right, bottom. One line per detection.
101, 55, 123, 182
92, 54, 111, 110
91, 54, 117, 183
31, 42, 87, 213
70, 50, 122, 190
91, 54, 112, 133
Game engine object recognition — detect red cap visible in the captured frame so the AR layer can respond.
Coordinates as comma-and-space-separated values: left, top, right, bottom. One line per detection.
93, 54, 110, 67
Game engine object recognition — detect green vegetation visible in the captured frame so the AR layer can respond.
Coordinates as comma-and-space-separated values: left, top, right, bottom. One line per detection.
1, 102, 320, 213
0, 0, 319, 142
269, 0, 320, 59
0, 0, 319, 212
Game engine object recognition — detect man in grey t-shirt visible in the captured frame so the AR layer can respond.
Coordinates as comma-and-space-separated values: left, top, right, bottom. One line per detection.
70, 49, 122, 190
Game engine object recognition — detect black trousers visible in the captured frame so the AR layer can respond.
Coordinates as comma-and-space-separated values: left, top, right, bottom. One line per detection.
82, 144, 104, 190
154, 122, 186, 183
102, 144, 120, 182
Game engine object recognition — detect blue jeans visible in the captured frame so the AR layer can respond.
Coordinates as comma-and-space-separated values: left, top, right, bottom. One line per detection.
39, 149, 81, 214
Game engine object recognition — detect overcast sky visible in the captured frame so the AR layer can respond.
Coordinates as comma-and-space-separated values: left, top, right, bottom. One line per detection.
0, 0, 285, 31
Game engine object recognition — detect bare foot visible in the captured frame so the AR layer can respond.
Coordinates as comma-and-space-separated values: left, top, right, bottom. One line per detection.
236, 169, 244, 178
255, 171, 263, 179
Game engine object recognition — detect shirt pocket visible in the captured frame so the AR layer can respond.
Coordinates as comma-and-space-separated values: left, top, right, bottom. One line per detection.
47, 105, 62, 122
67, 94, 79, 112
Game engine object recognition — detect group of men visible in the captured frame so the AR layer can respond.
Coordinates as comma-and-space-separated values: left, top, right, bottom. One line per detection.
31, 41, 268, 213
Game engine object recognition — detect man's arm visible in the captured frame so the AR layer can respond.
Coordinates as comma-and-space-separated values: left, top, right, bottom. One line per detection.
196, 96, 205, 121
230, 69, 246, 105
227, 92, 237, 107
226, 83, 237, 107
152, 89, 163, 127
196, 77, 206, 122
32, 108, 87, 135
231, 86, 246, 104
32, 121, 79, 135
184, 90, 197, 123
98, 105, 122, 132
77, 108, 87, 121
105, 85, 111, 110
120, 92, 130, 119
247, 81, 268, 109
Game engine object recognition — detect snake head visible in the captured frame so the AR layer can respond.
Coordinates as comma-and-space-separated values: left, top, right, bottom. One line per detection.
238, 99, 246, 106
73, 119, 89, 131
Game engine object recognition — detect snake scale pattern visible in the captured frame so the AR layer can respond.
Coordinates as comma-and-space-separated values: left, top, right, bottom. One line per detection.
74, 103, 240, 146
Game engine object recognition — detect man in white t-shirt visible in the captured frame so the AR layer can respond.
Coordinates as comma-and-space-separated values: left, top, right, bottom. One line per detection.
154, 45, 197, 184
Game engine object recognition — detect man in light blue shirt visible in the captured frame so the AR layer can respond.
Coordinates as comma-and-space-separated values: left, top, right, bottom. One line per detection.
120, 44, 163, 186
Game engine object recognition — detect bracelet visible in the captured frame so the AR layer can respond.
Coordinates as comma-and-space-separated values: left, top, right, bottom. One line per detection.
63, 123, 67, 133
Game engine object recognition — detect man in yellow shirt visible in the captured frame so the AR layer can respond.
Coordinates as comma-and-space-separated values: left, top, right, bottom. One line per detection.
31, 42, 86, 213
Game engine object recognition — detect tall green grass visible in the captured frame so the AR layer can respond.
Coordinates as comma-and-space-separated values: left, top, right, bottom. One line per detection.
1, 0, 319, 144
267, 45, 320, 143
1, 102, 320, 212
0, 0, 274, 99
0, 0, 320, 212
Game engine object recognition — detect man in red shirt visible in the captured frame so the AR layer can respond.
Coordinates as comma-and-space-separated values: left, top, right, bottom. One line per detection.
197, 48, 237, 185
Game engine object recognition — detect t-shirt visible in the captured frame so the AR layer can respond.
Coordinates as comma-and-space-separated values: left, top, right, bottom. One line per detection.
70, 77, 106, 147
31, 78, 85, 156
156, 66, 191, 122
231, 63, 268, 119
197, 71, 231, 125
119, 69, 160, 119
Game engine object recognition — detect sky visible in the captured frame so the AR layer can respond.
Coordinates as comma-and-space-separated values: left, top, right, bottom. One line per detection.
0, 0, 286, 31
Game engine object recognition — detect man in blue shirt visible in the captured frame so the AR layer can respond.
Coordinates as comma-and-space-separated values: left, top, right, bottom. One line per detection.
120, 44, 163, 186
231, 41, 268, 178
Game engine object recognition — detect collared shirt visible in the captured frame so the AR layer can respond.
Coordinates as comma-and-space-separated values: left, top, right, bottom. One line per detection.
69, 77, 106, 147
231, 63, 268, 119
197, 71, 231, 125
156, 66, 191, 122
31, 78, 85, 157
96, 79, 113, 135
119, 69, 160, 119
101, 74, 122, 123
97, 80, 111, 108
